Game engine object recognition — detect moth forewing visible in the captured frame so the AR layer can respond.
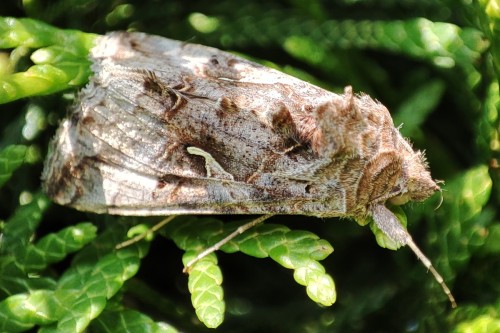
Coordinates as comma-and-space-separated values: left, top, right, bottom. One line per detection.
42, 31, 455, 307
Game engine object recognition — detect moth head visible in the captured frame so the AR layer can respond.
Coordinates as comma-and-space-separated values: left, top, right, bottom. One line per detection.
389, 150, 439, 205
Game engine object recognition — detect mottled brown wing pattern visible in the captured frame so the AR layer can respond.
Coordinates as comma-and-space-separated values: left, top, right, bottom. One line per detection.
41, 32, 457, 307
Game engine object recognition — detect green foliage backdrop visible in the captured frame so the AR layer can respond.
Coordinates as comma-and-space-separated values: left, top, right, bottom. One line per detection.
0, 1, 499, 332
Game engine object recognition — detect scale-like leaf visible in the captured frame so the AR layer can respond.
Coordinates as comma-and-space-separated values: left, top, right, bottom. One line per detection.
53, 247, 144, 332
0, 17, 96, 103
0, 145, 26, 188
91, 309, 179, 333
167, 217, 336, 312
1, 192, 50, 254
184, 253, 224, 328
19, 223, 96, 271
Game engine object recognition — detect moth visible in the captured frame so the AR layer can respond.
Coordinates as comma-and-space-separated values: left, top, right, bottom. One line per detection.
42, 32, 455, 306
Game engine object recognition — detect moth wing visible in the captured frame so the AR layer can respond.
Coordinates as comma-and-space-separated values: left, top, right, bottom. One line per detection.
42, 32, 348, 217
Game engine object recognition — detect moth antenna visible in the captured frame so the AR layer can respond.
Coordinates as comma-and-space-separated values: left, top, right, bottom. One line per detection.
183, 215, 274, 273
433, 179, 445, 210
181, 36, 197, 45
406, 239, 457, 308
115, 216, 176, 249
435, 187, 444, 210
371, 205, 456, 308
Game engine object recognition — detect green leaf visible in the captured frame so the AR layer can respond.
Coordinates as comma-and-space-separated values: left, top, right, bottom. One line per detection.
165, 217, 336, 324
0, 62, 92, 103
0, 145, 27, 188
0, 17, 96, 103
0, 17, 96, 52
185, 253, 224, 328
293, 261, 336, 306
166, 218, 226, 328
1, 192, 51, 253
0, 223, 96, 311
168, 217, 225, 251
222, 222, 289, 257
0, 232, 147, 333
212, 10, 488, 86
52, 247, 144, 332
477, 80, 500, 159
451, 301, 500, 333
92, 309, 179, 333
449, 166, 493, 221
394, 80, 445, 137
478, 0, 500, 79
20, 223, 97, 271
223, 222, 336, 306
481, 224, 500, 254
0, 290, 59, 332
455, 314, 500, 333
425, 165, 493, 283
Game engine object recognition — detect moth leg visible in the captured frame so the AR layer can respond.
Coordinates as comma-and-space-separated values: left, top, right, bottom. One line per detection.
115, 216, 177, 249
183, 214, 274, 273
371, 205, 457, 308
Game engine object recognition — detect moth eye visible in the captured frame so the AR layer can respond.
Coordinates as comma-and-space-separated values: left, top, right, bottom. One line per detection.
391, 185, 401, 194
